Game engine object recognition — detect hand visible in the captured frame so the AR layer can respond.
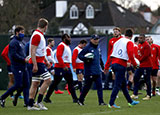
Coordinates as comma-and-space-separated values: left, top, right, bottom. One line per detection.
32, 64, 38, 73
73, 69, 76, 73
63, 66, 69, 71
103, 69, 109, 75
46, 61, 51, 68
25, 56, 31, 63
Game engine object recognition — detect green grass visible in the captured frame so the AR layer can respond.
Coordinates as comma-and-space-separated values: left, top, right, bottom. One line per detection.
0, 90, 160, 115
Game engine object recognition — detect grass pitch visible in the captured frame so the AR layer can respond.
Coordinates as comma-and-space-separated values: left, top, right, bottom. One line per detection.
0, 90, 160, 115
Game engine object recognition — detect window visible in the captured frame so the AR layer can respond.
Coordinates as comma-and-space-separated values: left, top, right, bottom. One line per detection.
70, 5, 78, 19
86, 5, 94, 19
73, 23, 88, 35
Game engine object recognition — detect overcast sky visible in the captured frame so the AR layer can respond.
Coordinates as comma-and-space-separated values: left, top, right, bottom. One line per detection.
142, 0, 160, 11
114, 0, 160, 11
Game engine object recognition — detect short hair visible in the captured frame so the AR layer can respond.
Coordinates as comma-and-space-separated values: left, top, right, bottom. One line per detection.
37, 18, 48, 28
47, 38, 54, 44
134, 37, 139, 42
14, 25, 25, 35
61, 34, 70, 41
125, 28, 133, 37
139, 33, 145, 38
79, 39, 87, 44
113, 27, 121, 32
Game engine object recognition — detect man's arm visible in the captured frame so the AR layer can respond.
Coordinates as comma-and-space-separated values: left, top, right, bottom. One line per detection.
31, 45, 38, 73
72, 49, 78, 71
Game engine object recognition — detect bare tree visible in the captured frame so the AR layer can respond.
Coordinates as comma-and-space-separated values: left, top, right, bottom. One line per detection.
0, 0, 40, 34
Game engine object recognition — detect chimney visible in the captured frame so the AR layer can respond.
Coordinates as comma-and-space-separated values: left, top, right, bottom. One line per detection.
56, 0, 67, 17
143, 8, 152, 22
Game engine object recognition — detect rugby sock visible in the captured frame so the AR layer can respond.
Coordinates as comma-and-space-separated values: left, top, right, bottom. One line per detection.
37, 94, 43, 103
28, 99, 34, 107
128, 81, 132, 88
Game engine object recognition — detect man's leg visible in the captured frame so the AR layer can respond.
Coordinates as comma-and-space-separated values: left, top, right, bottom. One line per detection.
133, 68, 142, 96
94, 75, 104, 104
78, 76, 93, 104
28, 81, 40, 107
109, 64, 126, 106
64, 69, 78, 102
44, 68, 63, 102
144, 68, 152, 97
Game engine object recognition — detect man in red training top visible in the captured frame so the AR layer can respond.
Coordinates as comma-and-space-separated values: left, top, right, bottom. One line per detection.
72, 39, 87, 93
28, 18, 51, 111
146, 36, 159, 96
106, 28, 139, 108
1, 43, 14, 98
104, 27, 123, 73
131, 34, 152, 100
44, 34, 78, 103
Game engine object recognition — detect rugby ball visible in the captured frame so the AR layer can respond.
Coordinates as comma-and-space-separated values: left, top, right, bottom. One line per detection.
84, 53, 94, 59
135, 58, 140, 66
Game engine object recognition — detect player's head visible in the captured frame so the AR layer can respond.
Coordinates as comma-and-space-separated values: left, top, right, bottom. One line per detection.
90, 34, 100, 46
37, 18, 48, 32
134, 37, 139, 45
47, 38, 55, 47
125, 28, 133, 40
145, 36, 153, 45
61, 34, 71, 45
113, 27, 121, 38
14, 25, 25, 38
139, 33, 145, 44
79, 39, 87, 48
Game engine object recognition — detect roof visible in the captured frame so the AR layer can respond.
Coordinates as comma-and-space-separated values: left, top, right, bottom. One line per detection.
58, 0, 152, 28
39, 0, 152, 29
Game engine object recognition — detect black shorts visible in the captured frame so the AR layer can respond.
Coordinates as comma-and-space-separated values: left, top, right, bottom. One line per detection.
151, 69, 158, 76
31, 63, 51, 81
48, 66, 55, 73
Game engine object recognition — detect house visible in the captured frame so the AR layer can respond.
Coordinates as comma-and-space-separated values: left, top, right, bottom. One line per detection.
40, 0, 152, 35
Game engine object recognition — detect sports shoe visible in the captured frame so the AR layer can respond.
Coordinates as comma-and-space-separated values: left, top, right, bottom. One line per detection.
54, 90, 64, 94
0, 97, 5, 108
43, 98, 52, 103
19, 96, 24, 99
128, 100, 140, 107
99, 102, 107, 106
131, 94, 138, 99
37, 102, 48, 110
142, 95, 151, 100
77, 100, 84, 106
27, 106, 40, 110
108, 104, 120, 108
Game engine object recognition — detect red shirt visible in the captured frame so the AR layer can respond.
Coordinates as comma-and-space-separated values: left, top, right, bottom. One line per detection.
54, 42, 70, 68
134, 44, 139, 59
72, 46, 84, 69
151, 44, 159, 69
104, 36, 123, 70
137, 41, 152, 68
46, 46, 53, 66
1, 44, 11, 65
111, 41, 137, 67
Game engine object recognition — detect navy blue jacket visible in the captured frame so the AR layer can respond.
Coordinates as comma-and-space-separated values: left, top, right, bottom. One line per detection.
9, 35, 26, 67
78, 42, 101, 76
